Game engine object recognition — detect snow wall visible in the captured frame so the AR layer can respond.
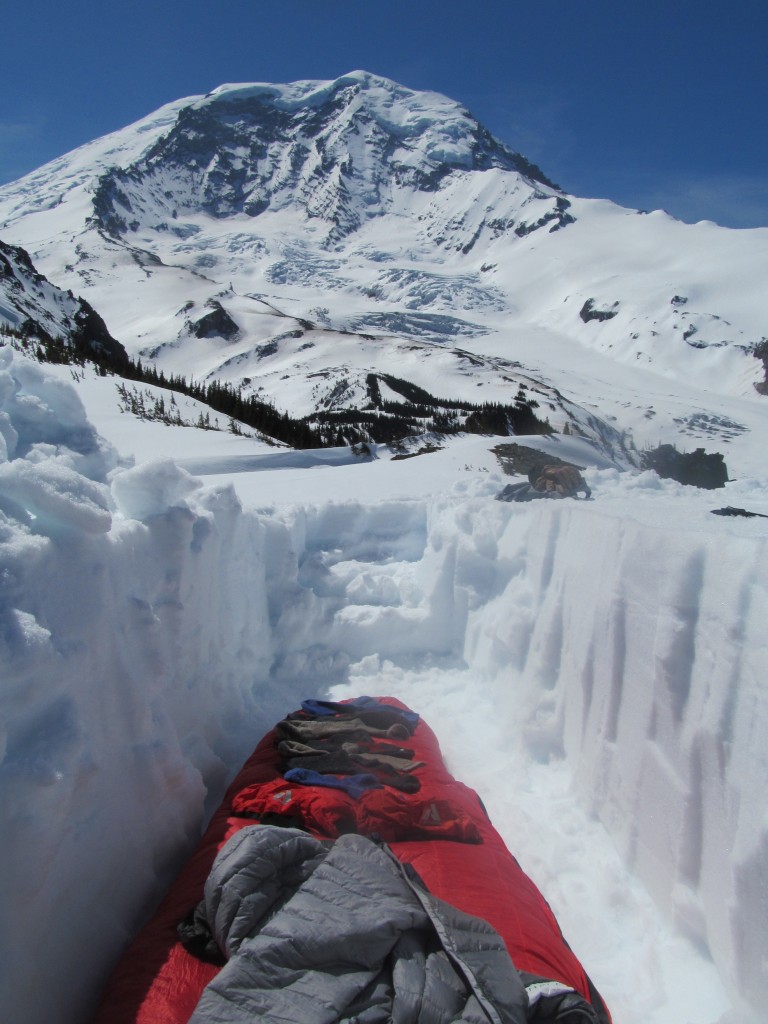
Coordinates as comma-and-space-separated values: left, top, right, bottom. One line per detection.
1, 354, 766, 1023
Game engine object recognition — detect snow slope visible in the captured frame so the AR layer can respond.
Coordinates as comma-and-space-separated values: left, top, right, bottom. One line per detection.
1, 350, 766, 1024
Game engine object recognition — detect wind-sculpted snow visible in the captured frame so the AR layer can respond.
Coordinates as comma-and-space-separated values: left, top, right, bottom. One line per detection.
0, 353, 765, 1023
477, 491, 768, 1016
0, 349, 118, 471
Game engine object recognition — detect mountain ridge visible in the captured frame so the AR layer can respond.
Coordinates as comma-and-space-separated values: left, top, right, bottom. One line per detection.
0, 237, 127, 368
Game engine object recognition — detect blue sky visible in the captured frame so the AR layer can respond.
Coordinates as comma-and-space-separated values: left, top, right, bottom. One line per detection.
3, 1, 768, 227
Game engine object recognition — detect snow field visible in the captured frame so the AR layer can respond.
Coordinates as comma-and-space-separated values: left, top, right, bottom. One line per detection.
1, 351, 766, 1023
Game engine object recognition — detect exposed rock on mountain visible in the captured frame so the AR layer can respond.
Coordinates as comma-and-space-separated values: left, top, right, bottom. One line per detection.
88, 73, 563, 248
0, 239, 127, 367
191, 300, 240, 340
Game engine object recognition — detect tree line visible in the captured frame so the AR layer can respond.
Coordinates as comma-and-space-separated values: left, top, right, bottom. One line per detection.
2, 324, 553, 448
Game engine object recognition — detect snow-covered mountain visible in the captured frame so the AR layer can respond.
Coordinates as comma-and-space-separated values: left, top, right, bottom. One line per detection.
0, 71, 766, 472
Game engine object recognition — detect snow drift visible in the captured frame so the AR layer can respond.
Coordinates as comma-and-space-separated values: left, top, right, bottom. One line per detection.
1, 351, 766, 1023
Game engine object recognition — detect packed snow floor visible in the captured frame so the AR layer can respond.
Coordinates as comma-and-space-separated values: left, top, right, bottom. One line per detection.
1, 353, 766, 1024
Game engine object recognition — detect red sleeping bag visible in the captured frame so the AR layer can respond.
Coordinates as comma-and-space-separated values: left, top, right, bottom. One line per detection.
92, 697, 610, 1023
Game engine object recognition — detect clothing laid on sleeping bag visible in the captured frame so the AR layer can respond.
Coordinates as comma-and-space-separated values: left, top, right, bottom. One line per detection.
90, 696, 611, 1024
276, 704, 423, 793
279, 740, 425, 776
187, 825, 601, 1024
283, 765, 383, 798
296, 696, 420, 730
277, 715, 414, 743
231, 774, 485, 845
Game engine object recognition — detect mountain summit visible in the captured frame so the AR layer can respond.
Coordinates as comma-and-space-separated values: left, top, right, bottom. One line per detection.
92, 71, 562, 245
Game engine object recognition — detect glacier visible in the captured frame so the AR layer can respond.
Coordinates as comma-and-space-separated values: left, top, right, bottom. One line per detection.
0, 350, 766, 1024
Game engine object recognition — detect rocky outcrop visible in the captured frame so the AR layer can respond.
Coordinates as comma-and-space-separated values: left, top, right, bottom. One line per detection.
579, 298, 620, 323
641, 444, 728, 489
191, 301, 240, 340
0, 239, 127, 366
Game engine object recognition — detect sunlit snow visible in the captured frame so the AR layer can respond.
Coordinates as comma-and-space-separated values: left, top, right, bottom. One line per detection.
0, 350, 765, 1024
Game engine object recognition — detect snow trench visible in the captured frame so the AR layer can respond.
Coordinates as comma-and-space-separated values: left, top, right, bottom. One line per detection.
1, 459, 766, 1023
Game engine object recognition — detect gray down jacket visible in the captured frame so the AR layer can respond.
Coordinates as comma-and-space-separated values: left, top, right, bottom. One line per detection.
189, 825, 599, 1024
